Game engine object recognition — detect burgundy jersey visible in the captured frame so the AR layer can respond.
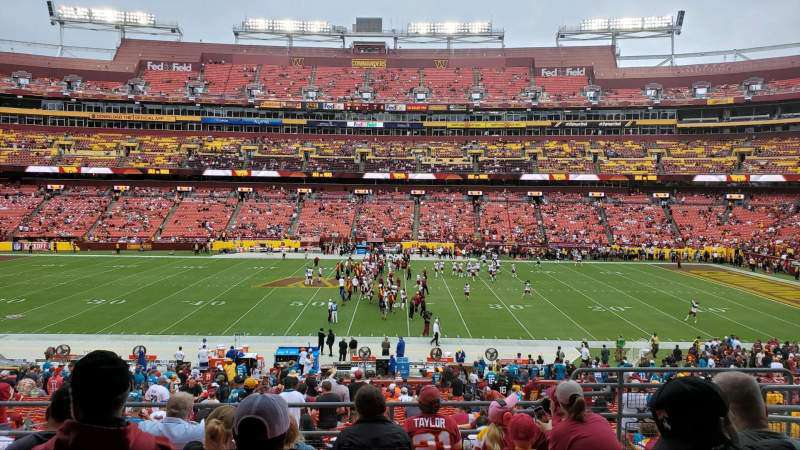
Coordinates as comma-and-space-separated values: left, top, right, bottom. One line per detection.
404, 413, 461, 450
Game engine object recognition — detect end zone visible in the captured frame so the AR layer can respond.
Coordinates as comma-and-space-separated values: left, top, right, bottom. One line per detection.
670, 264, 800, 308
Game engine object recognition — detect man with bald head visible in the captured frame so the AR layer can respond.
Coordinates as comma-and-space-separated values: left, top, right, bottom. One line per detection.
713, 371, 799, 450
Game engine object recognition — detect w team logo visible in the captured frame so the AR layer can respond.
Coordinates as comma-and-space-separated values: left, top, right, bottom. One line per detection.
291, 57, 305, 67
433, 59, 448, 69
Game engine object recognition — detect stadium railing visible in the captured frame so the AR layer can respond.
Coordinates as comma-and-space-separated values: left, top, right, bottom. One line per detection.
2, 367, 797, 446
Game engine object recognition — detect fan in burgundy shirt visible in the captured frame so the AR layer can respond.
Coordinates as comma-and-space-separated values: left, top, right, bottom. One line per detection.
403, 386, 462, 450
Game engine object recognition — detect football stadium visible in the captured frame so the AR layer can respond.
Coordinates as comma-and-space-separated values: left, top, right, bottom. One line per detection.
0, 1, 799, 448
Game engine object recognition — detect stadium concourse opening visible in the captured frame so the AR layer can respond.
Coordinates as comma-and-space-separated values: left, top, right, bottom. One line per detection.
1, 3, 800, 449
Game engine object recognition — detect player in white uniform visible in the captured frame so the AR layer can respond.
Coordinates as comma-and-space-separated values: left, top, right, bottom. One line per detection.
463, 282, 470, 300
684, 299, 700, 323
305, 268, 313, 285
400, 288, 408, 309
317, 266, 323, 284
511, 263, 517, 278
523, 280, 532, 297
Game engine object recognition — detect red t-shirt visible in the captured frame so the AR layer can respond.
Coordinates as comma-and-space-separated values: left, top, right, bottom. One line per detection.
0, 382, 11, 424
547, 412, 622, 450
404, 413, 461, 450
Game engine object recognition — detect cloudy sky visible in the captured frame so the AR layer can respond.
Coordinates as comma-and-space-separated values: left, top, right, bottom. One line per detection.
1, 0, 798, 65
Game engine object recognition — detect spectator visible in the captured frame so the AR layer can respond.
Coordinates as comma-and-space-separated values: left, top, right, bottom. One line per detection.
145, 376, 170, 404
279, 376, 305, 426
543, 380, 620, 450
138, 392, 204, 448
332, 384, 411, 450
648, 377, 738, 450
232, 394, 313, 450
397, 337, 406, 358
349, 370, 366, 400
403, 386, 462, 449
508, 414, 541, 450
714, 371, 799, 449
8, 385, 71, 450
477, 392, 546, 450
316, 380, 344, 431
34, 350, 172, 450
182, 404, 235, 450
0, 371, 13, 426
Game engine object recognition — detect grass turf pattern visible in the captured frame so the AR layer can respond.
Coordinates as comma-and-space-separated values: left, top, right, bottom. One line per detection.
1, 255, 799, 341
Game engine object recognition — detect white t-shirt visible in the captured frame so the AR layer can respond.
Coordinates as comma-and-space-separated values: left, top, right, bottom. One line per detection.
580, 347, 590, 361
175, 350, 185, 361
339, 278, 345, 287
145, 384, 170, 403
197, 348, 209, 364
433, 321, 441, 335
279, 390, 306, 425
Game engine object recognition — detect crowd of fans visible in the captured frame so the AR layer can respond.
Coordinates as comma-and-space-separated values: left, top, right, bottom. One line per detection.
1, 330, 799, 450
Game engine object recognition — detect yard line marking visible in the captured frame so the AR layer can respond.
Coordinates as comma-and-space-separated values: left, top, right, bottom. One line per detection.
222, 263, 306, 336
35, 264, 195, 332
523, 274, 596, 340
6, 259, 181, 318
160, 261, 271, 334
440, 276, 472, 338
345, 289, 363, 336
95, 260, 248, 334
623, 265, 772, 336
221, 289, 277, 335
1, 257, 115, 291
649, 264, 800, 322
285, 287, 323, 336
533, 266, 650, 339
561, 264, 713, 336
478, 277, 535, 340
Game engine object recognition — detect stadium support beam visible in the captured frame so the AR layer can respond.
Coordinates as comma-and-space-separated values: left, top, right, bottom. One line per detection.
557, 12, 684, 66
618, 42, 800, 65
46, 1, 183, 56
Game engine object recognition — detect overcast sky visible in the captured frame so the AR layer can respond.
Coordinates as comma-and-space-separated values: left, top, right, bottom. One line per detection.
1, 0, 798, 65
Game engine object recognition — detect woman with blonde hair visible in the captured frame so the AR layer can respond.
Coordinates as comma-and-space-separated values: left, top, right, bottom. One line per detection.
183, 405, 236, 450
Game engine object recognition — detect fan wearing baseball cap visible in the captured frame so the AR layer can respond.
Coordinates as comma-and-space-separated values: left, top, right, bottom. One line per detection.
648, 377, 738, 450
475, 392, 546, 450
233, 393, 313, 450
403, 386, 462, 450
543, 380, 621, 450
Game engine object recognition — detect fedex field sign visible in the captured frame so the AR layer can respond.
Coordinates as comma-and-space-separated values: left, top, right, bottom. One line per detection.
145, 61, 195, 72
538, 66, 588, 77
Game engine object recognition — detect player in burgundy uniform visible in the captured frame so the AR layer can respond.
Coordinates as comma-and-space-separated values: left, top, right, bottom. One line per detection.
404, 386, 462, 450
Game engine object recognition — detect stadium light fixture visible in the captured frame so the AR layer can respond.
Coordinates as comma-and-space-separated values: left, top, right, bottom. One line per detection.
241, 18, 332, 34
54, 4, 156, 26
47, 1, 182, 56
559, 11, 684, 66
407, 21, 493, 35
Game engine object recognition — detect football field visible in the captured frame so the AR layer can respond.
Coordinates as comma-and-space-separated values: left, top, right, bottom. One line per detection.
1, 253, 799, 342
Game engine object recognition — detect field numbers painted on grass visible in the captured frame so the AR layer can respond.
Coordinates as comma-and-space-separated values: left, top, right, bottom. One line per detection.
176, 266, 206, 270
599, 271, 625, 276
290, 301, 327, 307
35, 264, 65, 267
86, 299, 126, 305
588, 305, 632, 313
251, 266, 277, 270
0, 298, 26, 304
702, 307, 729, 313
488, 303, 531, 310
108, 265, 139, 269
181, 300, 226, 306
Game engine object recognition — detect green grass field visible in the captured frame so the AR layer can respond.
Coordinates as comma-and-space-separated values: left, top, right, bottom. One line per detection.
1, 254, 799, 342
